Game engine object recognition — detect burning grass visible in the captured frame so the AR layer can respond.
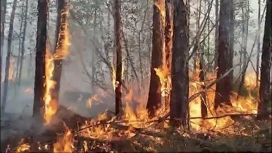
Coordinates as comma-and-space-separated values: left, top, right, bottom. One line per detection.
2, 115, 271, 152
2, 71, 271, 152
2, 64, 271, 152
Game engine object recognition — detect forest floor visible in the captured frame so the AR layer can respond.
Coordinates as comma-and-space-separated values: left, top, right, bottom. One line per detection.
1, 109, 271, 153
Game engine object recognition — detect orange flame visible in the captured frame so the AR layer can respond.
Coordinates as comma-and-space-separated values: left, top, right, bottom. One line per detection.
43, 8, 70, 124
53, 128, 73, 153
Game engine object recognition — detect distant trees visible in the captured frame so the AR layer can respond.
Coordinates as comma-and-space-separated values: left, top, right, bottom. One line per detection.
0, 0, 7, 107
2, 0, 18, 113
33, 0, 48, 122
18, 0, 29, 86
170, 0, 189, 127
214, 0, 234, 109
257, 0, 271, 120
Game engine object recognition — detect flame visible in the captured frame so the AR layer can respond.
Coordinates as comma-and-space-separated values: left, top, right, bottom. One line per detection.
53, 128, 73, 153
9, 56, 15, 82
154, 65, 171, 98
44, 49, 57, 124
15, 140, 30, 153
43, 8, 70, 124
189, 70, 258, 131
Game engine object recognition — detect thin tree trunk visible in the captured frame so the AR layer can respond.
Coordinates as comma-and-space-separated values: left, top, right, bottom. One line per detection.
257, 0, 271, 120
2, 0, 18, 113
170, 0, 189, 128
256, 0, 261, 87
114, 0, 122, 116
0, 0, 7, 103
146, 0, 165, 117
237, 0, 250, 97
33, 0, 48, 122
51, 0, 68, 103
214, 0, 219, 70
214, 0, 234, 109
16, 1, 25, 83
91, 8, 97, 93
164, 0, 173, 110
200, 45, 207, 118
18, 0, 28, 86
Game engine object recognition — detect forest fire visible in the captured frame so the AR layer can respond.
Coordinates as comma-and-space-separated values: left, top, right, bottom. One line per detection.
44, 50, 57, 124
43, 8, 70, 124
1, 0, 271, 152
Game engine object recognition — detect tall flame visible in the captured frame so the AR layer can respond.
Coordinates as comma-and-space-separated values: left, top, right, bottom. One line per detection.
53, 128, 73, 153
43, 8, 70, 124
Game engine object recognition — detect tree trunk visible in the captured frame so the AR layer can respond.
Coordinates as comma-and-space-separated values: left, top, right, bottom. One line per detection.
214, 0, 219, 70
114, 0, 122, 116
214, 0, 234, 109
200, 48, 207, 118
164, 0, 174, 110
2, 0, 18, 113
257, 0, 271, 120
15, 1, 25, 83
33, 0, 48, 122
0, 0, 7, 105
170, 0, 189, 128
18, 0, 29, 86
256, 0, 261, 87
146, 0, 165, 116
237, 0, 250, 97
92, 8, 97, 93
51, 0, 68, 104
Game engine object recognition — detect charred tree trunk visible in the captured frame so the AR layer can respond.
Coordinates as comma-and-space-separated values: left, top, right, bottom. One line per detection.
170, 0, 189, 128
114, 0, 122, 116
256, 0, 261, 87
257, 0, 271, 120
2, 0, 18, 113
33, 0, 48, 122
199, 50, 207, 118
164, 0, 174, 110
214, 0, 234, 109
146, 0, 165, 116
51, 0, 68, 104
18, 0, 28, 86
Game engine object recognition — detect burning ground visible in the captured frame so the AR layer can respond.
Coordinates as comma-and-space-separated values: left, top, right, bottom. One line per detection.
1, 71, 271, 152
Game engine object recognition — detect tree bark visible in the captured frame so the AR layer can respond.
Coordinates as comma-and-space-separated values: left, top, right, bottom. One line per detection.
2, 0, 18, 113
18, 0, 29, 86
33, 0, 49, 122
51, 0, 68, 104
164, 0, 174, 110
257, 0, 271, 120
214, 0, 234, 109
146, 0, 165, 116
114, 0, 122, 116
170, 0, 189, 128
